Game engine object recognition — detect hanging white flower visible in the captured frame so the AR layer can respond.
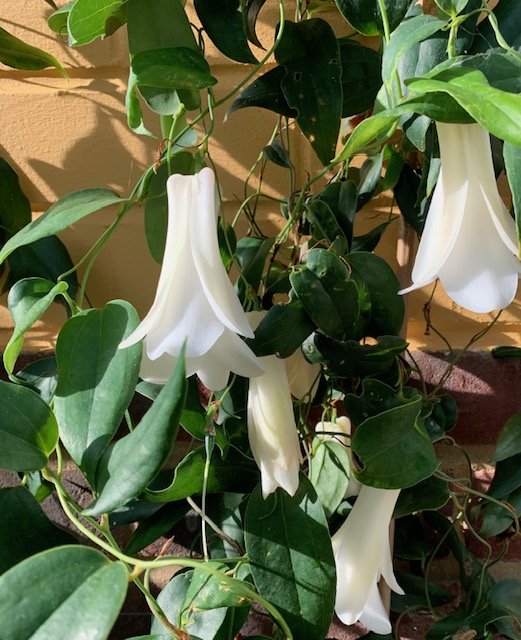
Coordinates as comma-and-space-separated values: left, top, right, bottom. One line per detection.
119, 168, 264, 391
284, 347, 321, 400
247, 311, 302, 499
332, 485, 403, 635
400, 122, 521, 313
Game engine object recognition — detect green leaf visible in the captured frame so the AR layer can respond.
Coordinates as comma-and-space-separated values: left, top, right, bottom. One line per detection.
346, 251, 405, 337
194, 0, 257, 64
352, 397, 439, 489
0, 381, 58, 472
407, 67, 521, 147
0, 27, 66, 76
472, 0, 521, 53
493, 412, 521, 462
235, 236, 274, 301
478, 487, 521, 537
0, 487, 76, 575
15, 357, 58, 405
248, 300, 315, 357
0, 189, 124, 266
145, 446, 259, 503
226, 66, 298, 119
488, 579, 521, 624
150, 570, 228, 639
47, 3, 74, 34
83, 347, 187, 515
245, 475, 336, 640
316, 180, 357, 247
68, 0, 125, 46
0, 546, 127, 639
504, 141, 521, 248
0, 158, 31, 240
487, 453, 521, 500
54, 301, 142, 485
307, 199, 348, 248
132, 48, 217, 91
344, 378, 407, 426
124, 501, 189, 556
4, 278, 68, 376
309, 438, 351, 517
392, 571, 455, 613
276, 19, 342, 166
339, 38, 382, 117
334, 0, 416, 36
244, 0, 268, 48
394, 476, 450, 518
303, 333, 407, 378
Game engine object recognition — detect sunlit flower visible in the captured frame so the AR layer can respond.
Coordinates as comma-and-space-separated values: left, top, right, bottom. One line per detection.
400, 122, 521, 313
119, 168, 264, 391
247, 311, 302, 499
332, 485, 403, 634
315, 416, 362, 498
285, 347, 321, 400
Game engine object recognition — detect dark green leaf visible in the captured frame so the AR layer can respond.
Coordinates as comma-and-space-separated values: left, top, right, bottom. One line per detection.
0, 486, 76, 575
0, 27, 65, 75
339, 39, 382, 117
226, 66, 297, 119
47, 3, 74, 34
145, 446, 259, 502
472, 0, 521, 52
3, 279, 67, 375
15, 357, 58, 404
309, 438, 351, 517
248, 300, 315, 357
307, 199, 348, 248
394, 476, 450, 518
0, 546, 127, 639
68, 0, 125, 45
357, 148, 384, 208
317, 180, 357, 247
334, 0, 416, 36
54, 301, 142, 485
504, 141, 521, 247
0, 189, 124, 266
0, 157, 31, 240
346, 251, 405, 337
344, 379, 407, 426
244, 0, 268, 48
195, 0, 257, 63
352, 397, 439, 489
488, 579, 521, 624
235, 236, 274, 301
478, 487, 521, 537
262, 139, 294, 169
487, 453, 521, 500
493, 412, 521, 462
392, 571, 454, 613
132, 48, 217, 91
245, 475, 336, 640
124, 501, 189, 556
83, 348, 187, 516
303, 333, 407, 378
350, 221, 391, 252
276, 19, 342, 166
492, 346, 521, 359
0, 381, 58, 472
394, 162, 425, 234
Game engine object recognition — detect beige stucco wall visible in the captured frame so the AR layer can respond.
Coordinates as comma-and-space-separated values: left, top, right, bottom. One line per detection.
1, 2, 520, 354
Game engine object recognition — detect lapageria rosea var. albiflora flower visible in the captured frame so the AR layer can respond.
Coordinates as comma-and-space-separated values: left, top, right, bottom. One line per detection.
247, 311, 302, 499
400, 123, 521, 313
120, 168, 264, 391
332, 485, 403, 635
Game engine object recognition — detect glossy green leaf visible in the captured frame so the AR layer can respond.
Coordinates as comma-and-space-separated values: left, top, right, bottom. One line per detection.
248, 300, 315, 357
487, 453, 521, 500
303, 333, 407, 378
0, 189, 124, 266
0, 487, 76, 575
245, 475, 336, 640
47, 3, 74, 34
262, 139, 293, 169
334, 0, 415, 36
132, 48, 217, 91
472, 0, 521, 53
124, 501, 189, 556
344, 378, 407, 426
383, 14, 446, 85
145, 446, 259, 502
309, 438, 351, 517
6, 235, 78, 301
68, 0, 124, 46
352, 397, 439, 489
54, 301, 142, 485
434, 0, 469, 14
206, 493, 246, 558
83, 347, 187, 515
392, 571, 455, 613
4, 278, 68, 375
346, 251, 405, 337
317, 180, 357, 246
194, 0, 257, 63
394, 476, 450, 518
504, 141, 521, 248
407, 67, 521, 146
226, 66, 298, 119
0, 381, 58, 471
235, 236, 274, 301
307, 199, 348, 248
0, 27, 66, 75
0, 546, 127, 639
150, 570, 228, 639
0, 158, 31, 241
493, 412, 521, 462
144, 154, 195, 262
488, 580, 521, 624
188, 565, 253, 612
244, 0, 268, 48
290, 248, 359, 340
276, 19, 342, 166
15, 357, 58, 405
478, 486, 521, 537
339, 39, 382, 117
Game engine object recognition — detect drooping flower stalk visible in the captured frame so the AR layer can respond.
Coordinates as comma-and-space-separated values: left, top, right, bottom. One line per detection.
120, 168, 263, 391
247, 311, 302, 498
332, 485, 403, 635
400, 122, 521, 313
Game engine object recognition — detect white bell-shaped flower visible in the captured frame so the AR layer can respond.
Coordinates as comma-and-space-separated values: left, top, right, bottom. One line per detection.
332, 485, 403, 635
120, 168, 263, 391
400, 122, 521, 313
247, 311, 302, 498
285, 347, 321, 400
